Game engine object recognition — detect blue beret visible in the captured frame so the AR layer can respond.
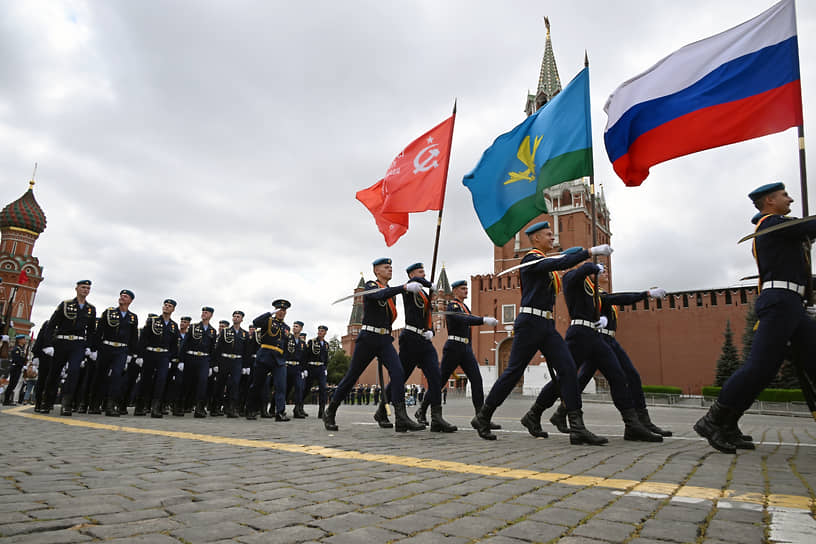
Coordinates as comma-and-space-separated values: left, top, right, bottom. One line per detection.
299, 332, 306, 337
233, 310, 245, 317
372, 257, 391, 266
15, 334, 26, 339
181, 316, 192, 321
452, 280, 467, 289
272, 299, 291, 310
318, 325, 328, 331
218, 320, 229, 325
201, 306, 215, 313
748, 182, 785, 202
405, 262, 424, 273
120, 289, 135, 300
294, 320, 304, 326
76, 279, 92, 286
524, 221, 550, 235
164, 299, 177, 307
562, 246, 583, 255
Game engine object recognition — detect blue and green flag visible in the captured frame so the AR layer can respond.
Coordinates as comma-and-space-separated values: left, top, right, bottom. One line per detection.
463, 67, 593, 246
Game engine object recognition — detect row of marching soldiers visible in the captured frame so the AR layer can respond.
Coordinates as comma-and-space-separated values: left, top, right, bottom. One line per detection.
29, 281, 330, 420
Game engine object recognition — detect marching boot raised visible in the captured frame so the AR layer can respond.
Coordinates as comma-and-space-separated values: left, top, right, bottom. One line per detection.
693, 400, 737, 454
520, 399, 548, 438
636, 407, 672, 437
429, 405, 457, 433
470, 403, 498, 440
622, 408, 663, 442
549, 403, 570, 434
323, 400, 340, 431
373, 401, 393, 429
567, 409, 608, 445
415, 397, 430, 426
393, 400, 425, 432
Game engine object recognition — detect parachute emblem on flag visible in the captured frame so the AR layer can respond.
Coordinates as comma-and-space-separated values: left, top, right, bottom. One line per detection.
505, 135, 543, 185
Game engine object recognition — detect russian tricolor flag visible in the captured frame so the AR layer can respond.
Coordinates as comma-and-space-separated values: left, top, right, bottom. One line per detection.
604, 0, 803, 187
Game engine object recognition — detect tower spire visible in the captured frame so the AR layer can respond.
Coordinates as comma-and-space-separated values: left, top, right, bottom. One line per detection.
525, 16, 562, 116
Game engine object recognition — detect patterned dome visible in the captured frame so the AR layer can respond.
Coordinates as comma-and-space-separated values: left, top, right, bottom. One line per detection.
0, 182, 47, 234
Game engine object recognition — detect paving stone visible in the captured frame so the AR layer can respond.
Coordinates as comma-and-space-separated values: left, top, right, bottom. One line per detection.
376, 512, 447, 534
236, 525, 327, 543
527, 506, 588, 526
704, 519, 765, 543
243, 510, 315, 530
171, 520, 256, 542
495, 519, 567, 542
79, 517, 180, 539
571, 519, 635, 542
639, 518, 701, 542
0, 528, 93, 543
323, 526, 405, 544
435, 515, 508, 538
0, 518, 88, 537
103, 535, 180, 544
393, 533, 470, 544
311, 511, 388, 533
478, 502, 537, 521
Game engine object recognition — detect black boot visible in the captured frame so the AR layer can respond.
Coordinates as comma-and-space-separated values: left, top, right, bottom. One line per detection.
724, 412, 755, 450
373, 401, 393, 428
133, 398, 147, 416
393, 401, 425, 432
118, 400, 128, 416
260, 403, 273, 419
76, 401, 87, 413
209, 400, 223, 417
470, 403, 498, 440
549, 403, 570, 433
415, 397, 430, 426
693, 401, 738, 454
636, 407, 672, 437
60, 395, 73, 417
317, 402, 324, 419
276, 411, 290, 422
88, 397, 102, 415
194, 401, 207, 418
104, 398, 119, 417
293, 404, 306, 419
225, 400, 238, 418
567, 409, 608, 445
172, 401, 185, 417
622, 408, 663, 442
150, 399, 163, 418
520, 400, 548, 438
430, 405, 457, 433
323, 401, 339, 431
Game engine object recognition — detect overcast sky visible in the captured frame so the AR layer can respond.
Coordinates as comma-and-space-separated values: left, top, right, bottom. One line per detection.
2, 0, 814, 339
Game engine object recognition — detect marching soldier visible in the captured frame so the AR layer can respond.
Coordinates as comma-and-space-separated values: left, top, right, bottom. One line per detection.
323, 258, 424, 432
89, 289, 139, 417
212, 310, 249, 418
521, 262, 662, 442
696, 183, 816, 453
180, 306, 218, 417
471, 222, 611, 443
283, 321, 307, 418
239, 325, 260, 415
42, 280, 97, 416
248, 299, 291, 421
416, 279, 497, 430
32, 319, 52, 412
136, 299, 179, 418
303, 325, 329, 417
168, 316, 192, 416
382, 262, 456, 432
3, 334, 27, 405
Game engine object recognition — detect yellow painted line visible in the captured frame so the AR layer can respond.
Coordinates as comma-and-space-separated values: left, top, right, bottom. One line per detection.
6, 406, 814, 512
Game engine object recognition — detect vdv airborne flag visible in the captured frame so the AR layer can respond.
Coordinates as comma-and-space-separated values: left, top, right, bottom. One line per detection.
464, 67, 593, 246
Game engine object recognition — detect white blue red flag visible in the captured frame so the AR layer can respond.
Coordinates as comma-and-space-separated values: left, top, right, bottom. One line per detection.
604, 0, 802, 186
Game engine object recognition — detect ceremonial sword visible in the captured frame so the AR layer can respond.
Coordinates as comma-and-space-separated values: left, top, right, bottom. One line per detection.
737, 214, 816, 244
496, 253, 566, 277
331, 287, 389, 305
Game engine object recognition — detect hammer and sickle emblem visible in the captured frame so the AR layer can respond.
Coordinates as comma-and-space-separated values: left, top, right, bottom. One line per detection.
413, 144, 440, 174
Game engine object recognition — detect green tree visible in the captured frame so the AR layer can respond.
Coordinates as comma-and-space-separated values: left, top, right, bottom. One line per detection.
741, 302, 758, 363
715, 320, 740, 386
327, 335, 350, 385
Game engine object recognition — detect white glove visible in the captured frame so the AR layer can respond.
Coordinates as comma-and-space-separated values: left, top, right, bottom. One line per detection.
807, 306, 816, 318
483, 317, 499, 327
85, 348, 92, 357
177, 363, 184, 372
423, 330, 434, 341
126, 355, 133, 363
301, 371, 308, 379
89, 351, 98, 361
208, 368, 213, 377
213, 366, 219, 373
589, 244, 613, 256
1, 335, 8, 342
593, 316, 609, 329
135, 358, 144, 367
405, 282, 423, 294
80, 360, 86, 368
242, 367, 250, 375
596, 263, 605, 274
648, 287, 667, 298
43, 347, 54, 356
33, 358, 39, 365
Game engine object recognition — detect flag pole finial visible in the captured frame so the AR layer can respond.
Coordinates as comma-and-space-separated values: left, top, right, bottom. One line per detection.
584, 51, 589, 68
544, 16, 550, 38
29, 162, 37, 189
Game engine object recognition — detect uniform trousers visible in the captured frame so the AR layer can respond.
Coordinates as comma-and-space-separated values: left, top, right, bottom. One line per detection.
35, 354, 52, 407
92, 345, 128, 402
138, 351, 171, 402
440, 341, 484, 411
385, 332, 441, 406
606, 338, 647, 409
183, 354, 210, 403
249, 347, 286, 414
4, 363, 22, 403
214, 355, 243, 403
485, 313, 581, 410
285, 364, 304, 404
45, 339, 86, 404
720, 290, 816, 413
334, 331, 404, 405
303, 363, 327, 405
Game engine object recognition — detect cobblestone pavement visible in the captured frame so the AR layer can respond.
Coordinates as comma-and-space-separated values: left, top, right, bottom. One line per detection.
1, 399, 814, 543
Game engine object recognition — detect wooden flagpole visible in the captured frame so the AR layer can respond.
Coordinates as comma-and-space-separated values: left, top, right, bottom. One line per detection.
429, 100, 457, 283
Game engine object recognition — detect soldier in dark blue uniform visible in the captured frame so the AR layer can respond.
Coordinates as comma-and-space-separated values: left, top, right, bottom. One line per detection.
283, 320, 307, 418
384, 262, 456, 432
323, 258, 424, 432
135, 299, 179, 418
88, 289, 139, 417
168, 316, 191, 416
472, 222, 611, 443
32, 319, 52, 412
239, 325, 260, 416
696, 183, 816, 453
303, 325, 329, 418
42, 280, 97, 416
520, 262, 662, 442
3, 334, 27, 405
212, 311, 250, 418
416, 279, 498, 430
180, 306, 218, 418
248, 299, 291, 421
